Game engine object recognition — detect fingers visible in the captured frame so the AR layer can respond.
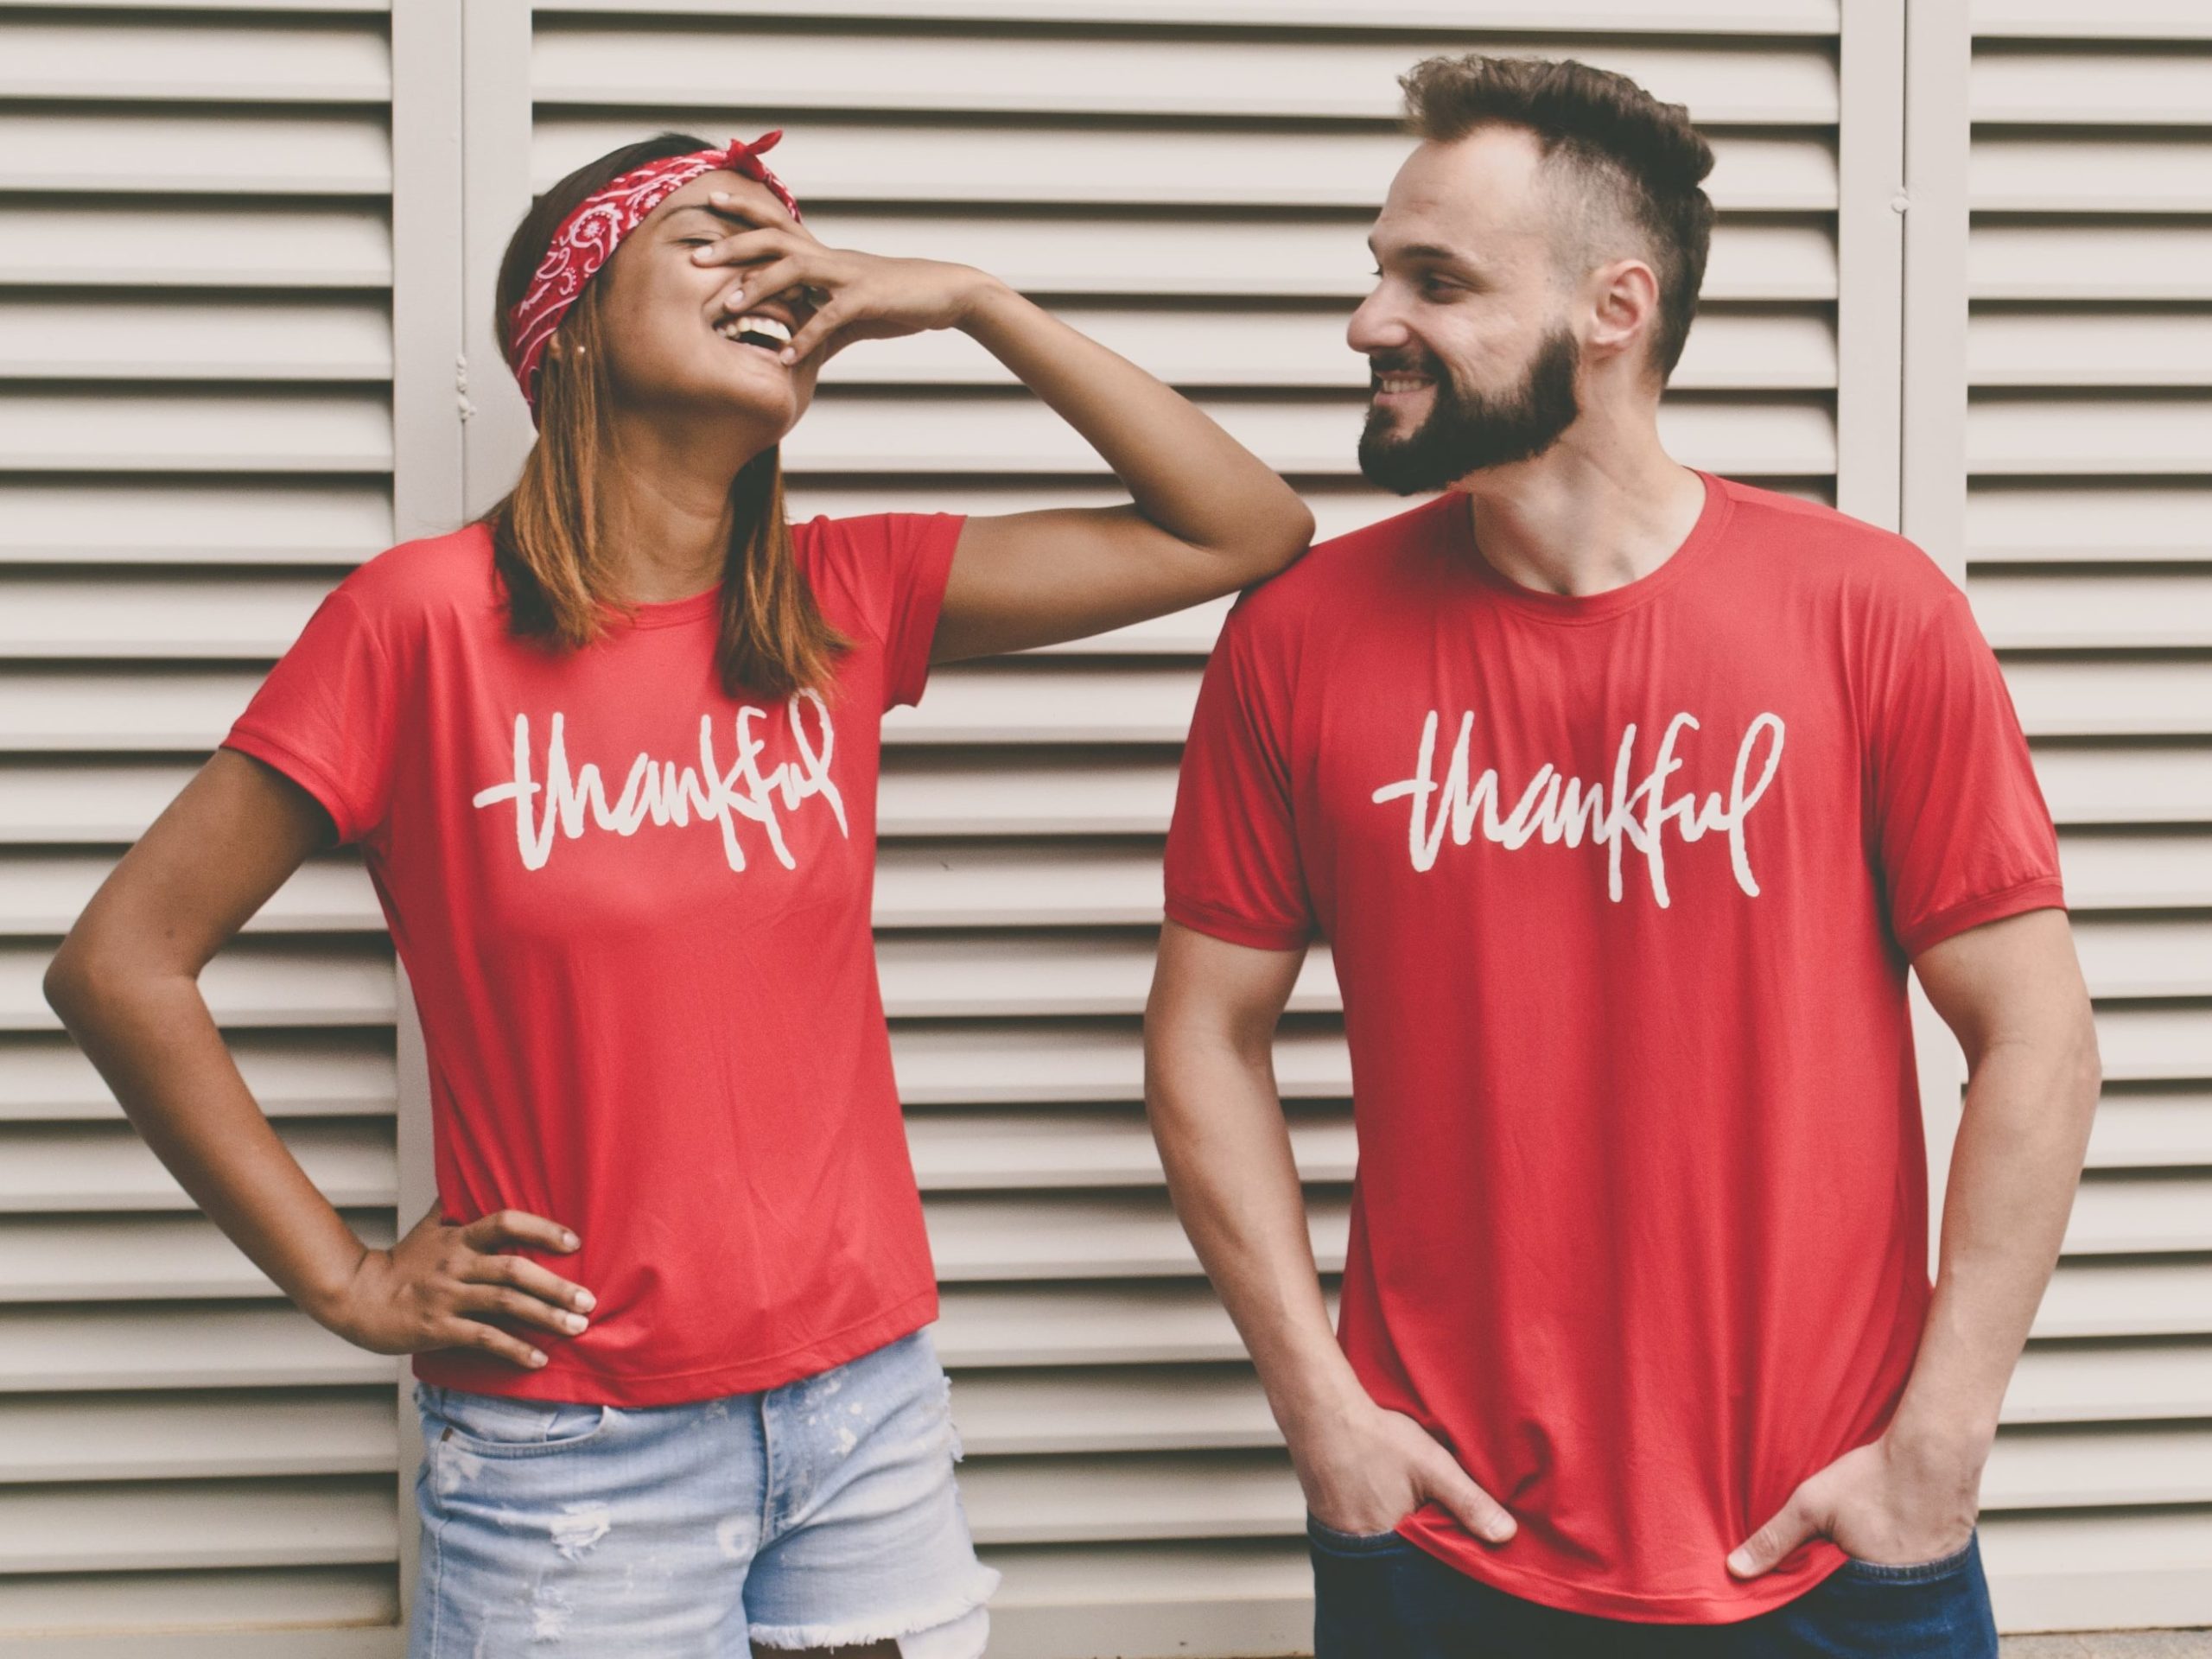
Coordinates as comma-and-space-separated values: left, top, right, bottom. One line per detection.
465, 1250, 596, 1315
706, 188, 806, 236
460, 1208, 578, 1255
715, 254, 823, 325
1728, 1486, 1820, 1579
454, 1281, 589, 1339
434, 1312, 548, 1371
1418, 1449, 1517, 1545
689, 224, 798, 270
779, 300, 849, 365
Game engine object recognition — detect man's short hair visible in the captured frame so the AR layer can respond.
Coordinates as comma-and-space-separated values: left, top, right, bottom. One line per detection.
1400, 54, 1717, 384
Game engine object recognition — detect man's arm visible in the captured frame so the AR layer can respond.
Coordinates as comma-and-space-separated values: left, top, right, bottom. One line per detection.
1727, 906, 2100, 1574
1144, 918, 1517, 1544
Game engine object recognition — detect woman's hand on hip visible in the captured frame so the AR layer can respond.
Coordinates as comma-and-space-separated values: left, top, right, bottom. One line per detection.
319, 1201, 594, 1370
691, 200, 997, 365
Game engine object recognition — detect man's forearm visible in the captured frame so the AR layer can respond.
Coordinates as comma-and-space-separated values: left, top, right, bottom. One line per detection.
1891, 1021, 2101, 1457
1145, 1033, 1365, 1433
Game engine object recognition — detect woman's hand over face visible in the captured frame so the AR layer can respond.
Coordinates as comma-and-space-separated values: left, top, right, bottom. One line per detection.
691, 194, 998, 365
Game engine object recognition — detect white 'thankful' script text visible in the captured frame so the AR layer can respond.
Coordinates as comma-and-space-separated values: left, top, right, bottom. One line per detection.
471, 690, 848, 873
1370, 709, 1786, 906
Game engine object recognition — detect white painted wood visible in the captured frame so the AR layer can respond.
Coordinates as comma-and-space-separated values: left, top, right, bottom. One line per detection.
7, 2, 2200, 1649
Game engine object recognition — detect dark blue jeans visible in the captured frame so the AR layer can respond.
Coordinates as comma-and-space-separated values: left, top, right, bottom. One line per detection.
1310, 1516, 1999, 1658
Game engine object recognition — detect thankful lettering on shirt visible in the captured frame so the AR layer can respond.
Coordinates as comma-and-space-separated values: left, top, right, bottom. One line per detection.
1370, 707, 1786, 905
469, 688, 849, 873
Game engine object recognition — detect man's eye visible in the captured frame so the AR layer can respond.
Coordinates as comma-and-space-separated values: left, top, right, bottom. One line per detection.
678, 237, 715, 247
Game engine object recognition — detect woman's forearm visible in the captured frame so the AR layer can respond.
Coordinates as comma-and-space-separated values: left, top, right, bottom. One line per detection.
957, 277, 1313, 568
46, 959, 372, 1321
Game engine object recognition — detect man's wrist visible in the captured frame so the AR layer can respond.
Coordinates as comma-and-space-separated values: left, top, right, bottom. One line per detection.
1263, 1351, 1374, 1441
1885, 1408, 1996, 1476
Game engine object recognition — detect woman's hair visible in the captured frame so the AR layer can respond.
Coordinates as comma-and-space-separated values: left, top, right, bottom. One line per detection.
480, 129, 846, 699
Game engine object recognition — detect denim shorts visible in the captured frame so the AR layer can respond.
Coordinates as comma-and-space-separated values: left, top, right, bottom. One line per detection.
408, 1326, 999, 1656
1309, 1514, 1999, 1657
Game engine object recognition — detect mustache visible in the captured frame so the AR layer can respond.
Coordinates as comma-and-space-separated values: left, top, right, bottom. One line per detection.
1367, 351, 1448, 383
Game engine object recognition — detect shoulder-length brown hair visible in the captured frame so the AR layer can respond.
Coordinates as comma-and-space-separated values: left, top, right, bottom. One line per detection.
480, 130, 845, 699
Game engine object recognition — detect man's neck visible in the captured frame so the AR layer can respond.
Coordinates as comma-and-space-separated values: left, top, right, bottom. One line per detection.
1455, 435, 1708, 600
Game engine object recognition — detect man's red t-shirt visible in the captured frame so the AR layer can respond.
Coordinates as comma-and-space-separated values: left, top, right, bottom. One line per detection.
1162, 472, 2065, 1622
224, 512, 963, 1406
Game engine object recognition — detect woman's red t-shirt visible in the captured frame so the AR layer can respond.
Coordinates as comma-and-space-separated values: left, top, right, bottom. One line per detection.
223, 512, 963, 1405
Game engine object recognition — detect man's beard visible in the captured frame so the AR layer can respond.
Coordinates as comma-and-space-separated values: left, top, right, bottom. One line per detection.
1357, 327, 1582, 495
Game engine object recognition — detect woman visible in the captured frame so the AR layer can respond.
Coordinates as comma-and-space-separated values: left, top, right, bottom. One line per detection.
42, 130, 1312, 1657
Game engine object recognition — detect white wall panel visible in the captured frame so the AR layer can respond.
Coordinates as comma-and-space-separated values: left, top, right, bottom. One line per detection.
517, 7, 1850, 1653
1962, 10, 2212, 1631
0, 1, 409, 1648
6, 0, 2197, 1651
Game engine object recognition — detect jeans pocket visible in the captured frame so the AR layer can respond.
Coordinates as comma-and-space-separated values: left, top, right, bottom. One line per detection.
420, 1383, 612, 1458
1839, 1530, 1978, 1584
1306, 1511, 1413, 1556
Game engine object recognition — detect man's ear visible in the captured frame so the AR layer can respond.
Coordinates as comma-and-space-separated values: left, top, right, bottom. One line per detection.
1586, 257, 1660, 368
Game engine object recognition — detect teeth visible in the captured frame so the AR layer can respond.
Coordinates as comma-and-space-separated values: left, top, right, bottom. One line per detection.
717, 312, 791, 346
1377, 376, 1430, 393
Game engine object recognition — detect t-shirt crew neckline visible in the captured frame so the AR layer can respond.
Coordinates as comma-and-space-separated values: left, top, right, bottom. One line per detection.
1450, 467, 1732, 626
605, 582, 721, 629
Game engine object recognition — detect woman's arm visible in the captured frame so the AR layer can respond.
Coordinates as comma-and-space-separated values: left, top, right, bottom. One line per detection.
42, 751, 593, 1370
928, 281, 1313, 661
698, 207, 1318, 660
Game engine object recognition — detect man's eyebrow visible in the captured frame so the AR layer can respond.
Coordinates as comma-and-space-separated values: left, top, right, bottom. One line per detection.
1367, 229, 1474, 258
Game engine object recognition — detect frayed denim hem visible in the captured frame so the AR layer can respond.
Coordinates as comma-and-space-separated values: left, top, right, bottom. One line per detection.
747, 1566, 1000, 1656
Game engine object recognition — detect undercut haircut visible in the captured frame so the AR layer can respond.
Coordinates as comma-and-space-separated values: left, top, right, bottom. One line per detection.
1400, 54, 1717, 385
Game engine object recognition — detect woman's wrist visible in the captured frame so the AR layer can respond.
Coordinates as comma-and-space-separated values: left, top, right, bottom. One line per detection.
296, 1237, 375, 1332
951, 270, 1027, 338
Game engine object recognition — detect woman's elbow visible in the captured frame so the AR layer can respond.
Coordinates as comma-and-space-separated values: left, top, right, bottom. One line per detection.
43, 927, 140, 1034
1228, 488, 1315, 585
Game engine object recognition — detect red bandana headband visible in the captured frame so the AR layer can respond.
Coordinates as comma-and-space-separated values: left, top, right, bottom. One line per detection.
505, 131, 802, 415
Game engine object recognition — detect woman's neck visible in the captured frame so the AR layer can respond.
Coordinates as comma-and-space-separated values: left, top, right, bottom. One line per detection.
595, 414, 764, 602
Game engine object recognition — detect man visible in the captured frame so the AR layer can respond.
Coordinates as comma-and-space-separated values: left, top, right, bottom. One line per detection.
1143, 54, 2101, 1657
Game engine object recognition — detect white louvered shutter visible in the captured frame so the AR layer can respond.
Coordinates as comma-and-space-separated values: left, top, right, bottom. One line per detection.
1962, 0, 2212, 1633
522, 4, 1855, 1652
0, 3, 422, 1654
4, 0, 2202, 1653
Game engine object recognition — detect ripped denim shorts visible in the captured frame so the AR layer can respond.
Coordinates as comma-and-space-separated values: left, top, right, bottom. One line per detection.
408, 1325, 998, 1657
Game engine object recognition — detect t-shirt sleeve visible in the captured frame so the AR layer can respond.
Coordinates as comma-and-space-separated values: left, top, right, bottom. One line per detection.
841, 511, 963, 711
1868, 585, 2065, 957
220, 582, 398, 846
1161, 598, 1316, 952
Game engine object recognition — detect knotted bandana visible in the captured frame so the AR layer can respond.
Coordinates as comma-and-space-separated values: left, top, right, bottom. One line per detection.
505, 131, 803, 415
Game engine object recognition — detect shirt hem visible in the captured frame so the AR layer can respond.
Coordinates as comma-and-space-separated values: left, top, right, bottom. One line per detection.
1163, 893, 1313, 954
220, 727, 368, 845
1398, 1524, 1852, 1624
410, 1284, 942, 1407
1896, 873, 2066, 958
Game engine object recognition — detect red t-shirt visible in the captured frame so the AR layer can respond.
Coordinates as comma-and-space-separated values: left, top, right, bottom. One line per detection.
1163, 472, 2064, 1623
224, 512, 963, 1405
